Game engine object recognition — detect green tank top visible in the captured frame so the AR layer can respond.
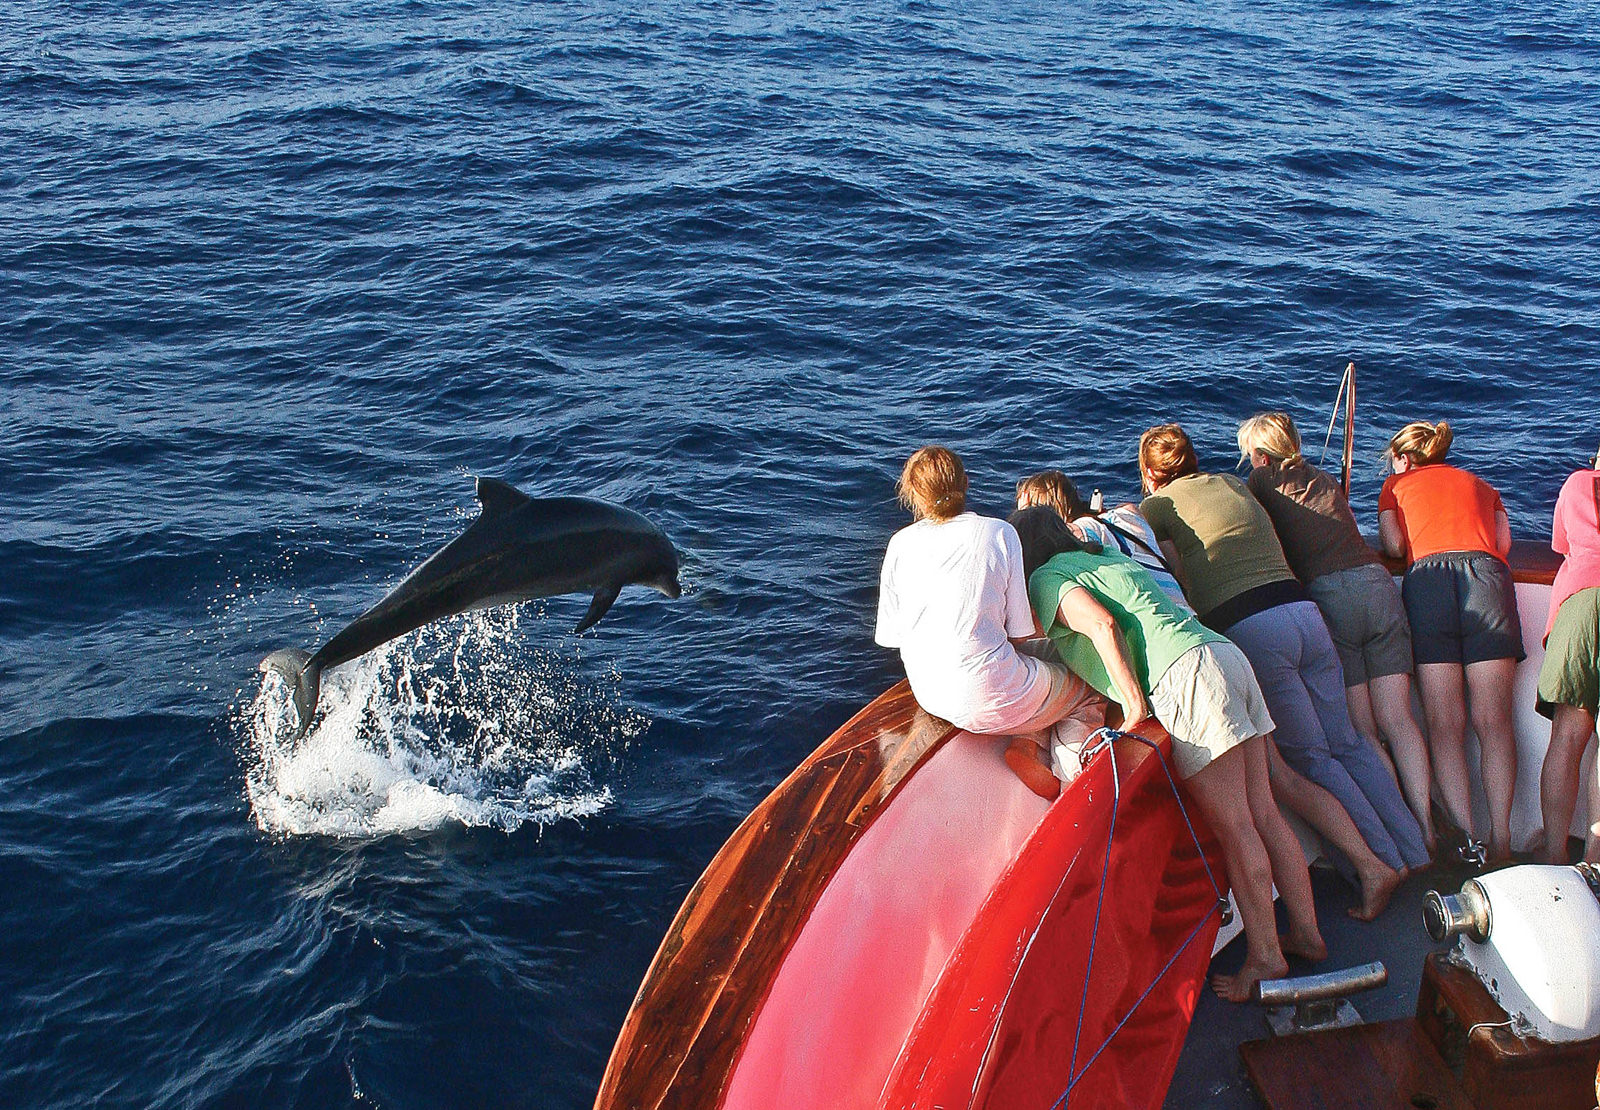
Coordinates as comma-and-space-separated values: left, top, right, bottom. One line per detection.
1027, 550, 1227, 699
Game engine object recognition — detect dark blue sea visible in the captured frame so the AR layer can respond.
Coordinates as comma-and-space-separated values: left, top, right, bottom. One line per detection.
3, 1, 1598, 1106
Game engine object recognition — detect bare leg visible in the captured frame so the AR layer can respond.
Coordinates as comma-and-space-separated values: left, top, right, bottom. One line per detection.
1587, 749, 1600, 864
1243, 737, 1326, 961
1003, 735, 1059, 800
997, 666, 1108, 802
1465, 658, 1518, 861
1369, 672, 1436, 854
1265, 739, 1403, 920
1183, 740, 1290, 1002
1346, 681, 1400, 781
1539, 704, 1598, 864
1417, 662, 1475, 844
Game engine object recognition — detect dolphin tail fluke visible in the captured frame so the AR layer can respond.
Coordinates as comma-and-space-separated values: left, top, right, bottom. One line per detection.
573, 583, 622, 634
260, 648, 323, 734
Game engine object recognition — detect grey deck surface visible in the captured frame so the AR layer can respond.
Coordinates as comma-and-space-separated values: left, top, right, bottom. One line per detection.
1163, 861, 1473, 1108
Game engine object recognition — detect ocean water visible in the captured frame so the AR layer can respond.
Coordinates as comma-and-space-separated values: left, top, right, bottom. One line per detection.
2, 1, 1598, 1106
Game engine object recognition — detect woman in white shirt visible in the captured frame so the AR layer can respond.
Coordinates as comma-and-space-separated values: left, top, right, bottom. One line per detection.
876, 447, 1104, 799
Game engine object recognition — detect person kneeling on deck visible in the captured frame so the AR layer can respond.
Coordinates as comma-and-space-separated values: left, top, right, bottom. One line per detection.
875, 446, 1106, 801
1009, 504, 1326, 1002
1536, 452, 1600, 864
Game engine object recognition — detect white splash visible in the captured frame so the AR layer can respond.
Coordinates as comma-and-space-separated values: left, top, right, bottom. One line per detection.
239, 607, 647, 837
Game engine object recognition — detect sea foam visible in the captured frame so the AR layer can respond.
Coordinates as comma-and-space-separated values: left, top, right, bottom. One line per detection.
240, 607, 646, 837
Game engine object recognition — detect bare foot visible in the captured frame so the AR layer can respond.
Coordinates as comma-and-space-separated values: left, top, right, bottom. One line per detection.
1211, 955, 1290, 1002
1003, 738, 1060, 800
1279, 927, 1327, 963
1530, 831, 1573, 865
1348, 861, 1404, 922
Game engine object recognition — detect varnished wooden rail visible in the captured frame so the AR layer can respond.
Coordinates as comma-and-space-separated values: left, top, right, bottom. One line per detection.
593, 683, 955, 1110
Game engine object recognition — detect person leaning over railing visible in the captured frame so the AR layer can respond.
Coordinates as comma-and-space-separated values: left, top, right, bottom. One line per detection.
874, 446, 1108, 802
1009, 504, 1326, 1003
1238, 411, 1436, 857
1014, 470, 1192, 609
1379, 420, 1522, 864
1139, 424, 1430, 877
1535, 451, 1600, 864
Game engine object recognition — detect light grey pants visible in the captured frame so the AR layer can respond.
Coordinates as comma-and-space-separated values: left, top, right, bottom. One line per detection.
1226, 600, 1430, 871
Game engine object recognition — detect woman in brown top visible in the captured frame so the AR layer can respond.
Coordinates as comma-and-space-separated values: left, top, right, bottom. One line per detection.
1238, 412, 1436, 855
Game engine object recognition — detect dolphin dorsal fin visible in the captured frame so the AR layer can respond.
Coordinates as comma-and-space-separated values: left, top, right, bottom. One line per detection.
475, 477, 531, 517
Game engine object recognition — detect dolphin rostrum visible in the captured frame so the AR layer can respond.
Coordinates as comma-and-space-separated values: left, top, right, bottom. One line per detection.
261, 477, 681, 733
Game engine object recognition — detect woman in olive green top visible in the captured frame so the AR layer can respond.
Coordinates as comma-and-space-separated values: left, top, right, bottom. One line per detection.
1010, 505, 1325, 1003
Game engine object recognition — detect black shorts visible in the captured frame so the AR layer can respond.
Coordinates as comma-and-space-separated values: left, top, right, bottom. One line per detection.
1401, 551, 1525, 666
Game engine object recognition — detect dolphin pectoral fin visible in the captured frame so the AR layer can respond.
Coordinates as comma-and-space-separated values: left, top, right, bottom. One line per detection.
573, 583, 622, 634
475, 476, 531, 517
260, 648, 323, 735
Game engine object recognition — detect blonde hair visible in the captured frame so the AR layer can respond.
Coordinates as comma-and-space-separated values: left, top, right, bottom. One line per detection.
1138, 424, 1198, 493
1387, 420, 1453, 466
1015, 470, 1089, 520
1237, 411, 1303, 465
898, 446, 968, 521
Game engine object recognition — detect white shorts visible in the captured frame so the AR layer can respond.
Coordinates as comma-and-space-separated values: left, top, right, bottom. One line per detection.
1149, 641, 1274, 779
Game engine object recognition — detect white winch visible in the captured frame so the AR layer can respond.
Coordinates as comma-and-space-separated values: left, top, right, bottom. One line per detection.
1424, 863, 1600, 1043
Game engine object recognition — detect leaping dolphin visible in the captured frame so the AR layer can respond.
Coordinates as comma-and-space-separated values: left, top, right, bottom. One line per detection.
261, 477, 681, 733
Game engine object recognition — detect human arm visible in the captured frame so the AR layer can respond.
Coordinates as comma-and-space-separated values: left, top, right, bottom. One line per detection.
1494, 509, 1512, 558
873, 544, 901, 648
1156, 540, 1187, 590
1008, 610, 1047, 646
1378, 509, 1407, 560
1055, 585, 1151, 727
1552, 478, 1572, 556
1377, 475, 1407, 560
1140, 496, 1188, 590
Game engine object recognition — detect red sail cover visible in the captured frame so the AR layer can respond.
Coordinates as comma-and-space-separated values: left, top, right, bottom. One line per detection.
882, 734, 1224, 1110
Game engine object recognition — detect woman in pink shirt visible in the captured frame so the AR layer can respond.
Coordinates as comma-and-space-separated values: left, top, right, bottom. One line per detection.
1537, 454, 1600, 863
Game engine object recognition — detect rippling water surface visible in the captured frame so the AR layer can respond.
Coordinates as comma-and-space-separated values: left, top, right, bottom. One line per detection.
3, 1, 1598, 1106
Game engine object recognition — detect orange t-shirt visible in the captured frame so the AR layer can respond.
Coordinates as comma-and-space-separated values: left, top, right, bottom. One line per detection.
1378, 464, 1505, 565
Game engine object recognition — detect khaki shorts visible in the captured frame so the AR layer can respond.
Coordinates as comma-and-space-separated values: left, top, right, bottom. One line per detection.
1307, 562, 1413, 686
1538, 587, 1600, 720
1149, 641, 1275, 779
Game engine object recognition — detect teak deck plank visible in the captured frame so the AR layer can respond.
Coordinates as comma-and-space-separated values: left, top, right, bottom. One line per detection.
1417, 954, 1600, 1110
1241, 1018, 1469, 1110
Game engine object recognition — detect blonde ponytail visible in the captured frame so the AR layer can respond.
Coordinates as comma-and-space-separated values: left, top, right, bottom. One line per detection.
1237, 412, 1304, 465
1387, 420, 1453, 466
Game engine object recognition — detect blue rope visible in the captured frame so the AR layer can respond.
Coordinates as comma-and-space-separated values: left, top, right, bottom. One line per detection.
1063, 734, 1122, 1088
1048, 727, 1226, 1109
1115, 730, 1226, 904
1054, 908, 1221, 1108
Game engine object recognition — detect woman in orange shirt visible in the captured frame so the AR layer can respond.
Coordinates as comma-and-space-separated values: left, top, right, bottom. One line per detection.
1378, 420, 1522, 862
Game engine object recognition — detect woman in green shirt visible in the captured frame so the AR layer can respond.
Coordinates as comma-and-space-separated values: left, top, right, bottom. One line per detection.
1010, 505, 1325, 1003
